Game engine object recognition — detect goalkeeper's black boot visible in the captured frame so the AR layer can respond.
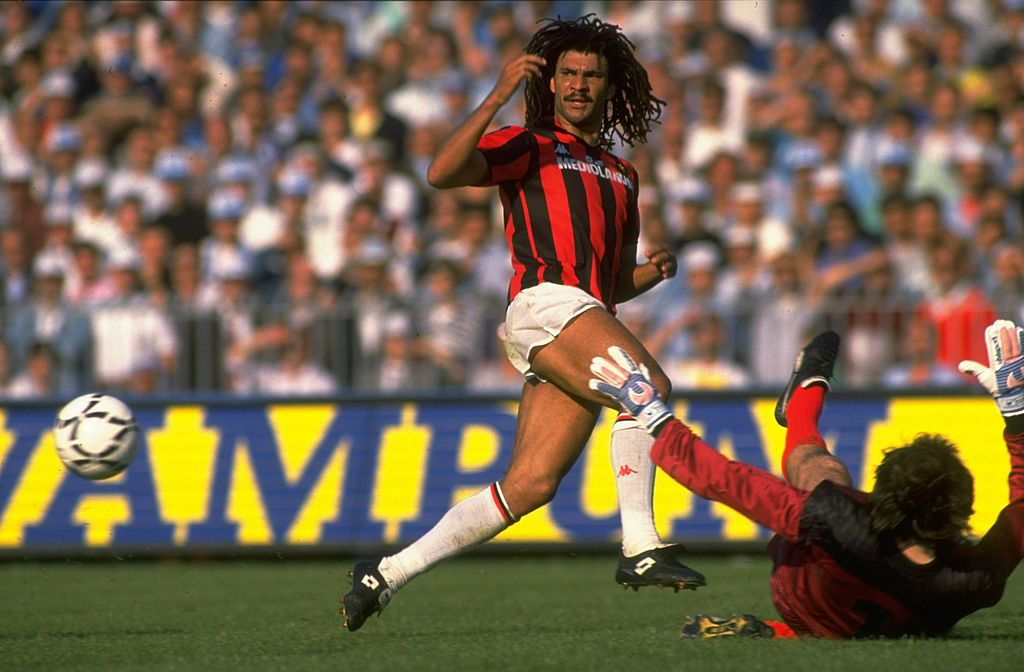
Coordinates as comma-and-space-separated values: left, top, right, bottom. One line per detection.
680, 613, 776, 638
774, 330, 840, 427
615, 544, 706, 592
340, 559, 393, 632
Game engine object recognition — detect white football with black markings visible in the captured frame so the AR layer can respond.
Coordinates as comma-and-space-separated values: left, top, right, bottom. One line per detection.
53, 393, 139, 480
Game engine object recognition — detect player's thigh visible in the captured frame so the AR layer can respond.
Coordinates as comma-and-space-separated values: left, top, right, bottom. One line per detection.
500, 380, 600, 516
529, 306, 669, 404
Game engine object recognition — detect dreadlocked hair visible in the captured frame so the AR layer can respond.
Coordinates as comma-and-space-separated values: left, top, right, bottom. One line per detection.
868, 434, 974, 545
523, 14, 665, 149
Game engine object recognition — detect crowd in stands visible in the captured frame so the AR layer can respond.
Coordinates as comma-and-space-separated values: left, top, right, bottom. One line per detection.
0, 0, 1022, 398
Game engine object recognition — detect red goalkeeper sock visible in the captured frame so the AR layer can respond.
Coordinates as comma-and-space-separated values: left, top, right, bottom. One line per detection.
782, 384, 827, 480
764, 620, 799, 639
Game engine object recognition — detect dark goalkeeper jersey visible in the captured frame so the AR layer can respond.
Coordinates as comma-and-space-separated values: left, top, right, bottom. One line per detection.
651, 420, 1024, 639
475, 117, 640, 309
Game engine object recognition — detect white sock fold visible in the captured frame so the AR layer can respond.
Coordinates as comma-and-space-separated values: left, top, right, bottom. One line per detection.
611, 416, 664, 557
378, 483, 515, 591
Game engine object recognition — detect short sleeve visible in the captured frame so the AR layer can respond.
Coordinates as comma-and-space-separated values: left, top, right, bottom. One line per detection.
475, 125, 535, 186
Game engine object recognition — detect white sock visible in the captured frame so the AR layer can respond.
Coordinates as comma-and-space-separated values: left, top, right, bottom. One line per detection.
378, 483, 515, 591
611, 416, 664, 557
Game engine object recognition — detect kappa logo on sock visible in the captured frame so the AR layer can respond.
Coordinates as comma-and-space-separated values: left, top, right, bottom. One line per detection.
617, 464, 638, 477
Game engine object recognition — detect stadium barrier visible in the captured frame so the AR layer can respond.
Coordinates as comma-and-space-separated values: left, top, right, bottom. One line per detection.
0, 393, 1012, 557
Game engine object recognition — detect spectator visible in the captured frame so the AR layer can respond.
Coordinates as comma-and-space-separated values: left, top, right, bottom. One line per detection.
65, 240, 116, 308
199, 190, 254, 283
79, 52, 155, 140
238, 327, 337, 396
347, 60, 407, 160
882, 315, 964, 388
106, 124, 165, 219
685, 79, 744, 172
917, 240, 997, 371
89, 247, 176, 392
71, 159, 118, 252
662, 311, 751, 390
168, 244, 222, 391
988, 244, 1024, 322
2, 154, 45, 254
6, 341, 58, 398
137, 224, 173, 302
339, 242, 407, 390
727, 181, 793, 264
5, 253, 92, 394
646, 243, 726, 364
288, 142, 355, 279
879, 193, 928, 299
0, 228, 32, 308
412, 258, 484, 389
662, 177, 724, 257
152, 149, 208, 247
750, 251, 818, 385
39, 122, 81, 206
812, 201, 887, 301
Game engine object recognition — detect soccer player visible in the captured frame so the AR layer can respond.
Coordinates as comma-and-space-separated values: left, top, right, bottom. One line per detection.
589, 324, 1024, 638
341, 15, 705, 631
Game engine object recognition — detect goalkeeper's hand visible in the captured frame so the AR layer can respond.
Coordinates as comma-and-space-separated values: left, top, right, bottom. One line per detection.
958, 319, 1024, 417
588, 346, 673, 433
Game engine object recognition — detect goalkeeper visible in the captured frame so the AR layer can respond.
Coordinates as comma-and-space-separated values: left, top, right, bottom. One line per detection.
589, 323, 1024, 638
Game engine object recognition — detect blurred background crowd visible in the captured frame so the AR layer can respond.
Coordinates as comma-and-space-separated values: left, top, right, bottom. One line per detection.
0, 0, 1022, 398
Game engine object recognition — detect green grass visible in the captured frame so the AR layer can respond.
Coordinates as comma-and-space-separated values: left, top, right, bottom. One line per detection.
1, 555, 1022, 672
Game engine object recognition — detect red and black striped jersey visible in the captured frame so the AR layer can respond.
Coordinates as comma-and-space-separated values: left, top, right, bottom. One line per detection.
475, 117, 640, 309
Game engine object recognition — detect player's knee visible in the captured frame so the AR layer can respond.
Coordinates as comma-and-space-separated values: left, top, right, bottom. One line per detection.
502, 474, 560, 516
819, 455, 853, 487
791, 452, 853, 490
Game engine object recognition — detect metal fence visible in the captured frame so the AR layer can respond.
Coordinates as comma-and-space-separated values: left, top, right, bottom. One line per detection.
1, 292, 1016, 397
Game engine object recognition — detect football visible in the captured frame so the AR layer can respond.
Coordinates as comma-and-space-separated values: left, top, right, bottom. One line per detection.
53, 393, 139, 480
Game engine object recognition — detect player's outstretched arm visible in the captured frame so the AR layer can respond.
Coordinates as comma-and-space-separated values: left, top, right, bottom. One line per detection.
960, 320, 1024, 572
590, 346, 809, 540
613, 243, 677, 304
427, 54, 545, 189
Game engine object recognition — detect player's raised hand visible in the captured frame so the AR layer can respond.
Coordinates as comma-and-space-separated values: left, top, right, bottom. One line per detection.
487, 54, 546, 107
589, 346, 673, 433
645, 245, 677, 279
959, 319, 1024, 416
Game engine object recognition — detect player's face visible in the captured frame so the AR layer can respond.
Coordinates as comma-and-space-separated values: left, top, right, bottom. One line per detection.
549, 50, 611, 138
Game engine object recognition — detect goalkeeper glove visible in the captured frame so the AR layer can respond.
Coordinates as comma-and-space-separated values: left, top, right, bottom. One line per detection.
958, 319, 1024, 417
588, 346, 672, 433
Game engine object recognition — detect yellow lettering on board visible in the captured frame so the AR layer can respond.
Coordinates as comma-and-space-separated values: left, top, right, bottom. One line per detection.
371, 405, 430, 543
864, 398, 1010, 533
146, 407, 219, 545
0, 413, 65, 547
227, 438, 272, 544
73, 494, 130, 546
266, 405, 347, 544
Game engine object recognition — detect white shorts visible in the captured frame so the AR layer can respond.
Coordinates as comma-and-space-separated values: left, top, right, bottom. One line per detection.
501, 283, 605, 375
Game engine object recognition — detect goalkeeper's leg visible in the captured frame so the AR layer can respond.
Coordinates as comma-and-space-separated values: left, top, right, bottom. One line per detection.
775, 332, 852, 490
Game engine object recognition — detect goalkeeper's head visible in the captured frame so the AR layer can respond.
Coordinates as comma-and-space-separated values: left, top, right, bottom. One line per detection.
868, 434, 975, 545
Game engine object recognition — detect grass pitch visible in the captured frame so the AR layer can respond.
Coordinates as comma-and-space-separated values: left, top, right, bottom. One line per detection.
1, 554, 1022, 672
